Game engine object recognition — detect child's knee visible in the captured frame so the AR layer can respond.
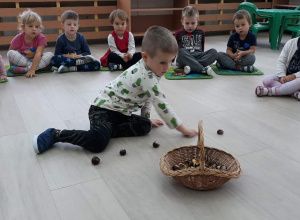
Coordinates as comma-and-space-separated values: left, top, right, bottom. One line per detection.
7, 50, 16, 59
209, 48, 218, 60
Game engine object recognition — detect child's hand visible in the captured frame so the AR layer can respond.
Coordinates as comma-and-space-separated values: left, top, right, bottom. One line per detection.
235, 50, 243, 62
123, 54, 129, 62
280, 75, 296, 83
150, 119, 164, 127
25, 69, 36, 78
176, 124, 198, 138
71, 54, 81, 59
126, 53, 133, 60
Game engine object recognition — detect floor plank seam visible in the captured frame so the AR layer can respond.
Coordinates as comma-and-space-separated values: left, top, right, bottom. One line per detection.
50, 177, 102, 192
0, 131, 27, 138
207, 108, 232, 114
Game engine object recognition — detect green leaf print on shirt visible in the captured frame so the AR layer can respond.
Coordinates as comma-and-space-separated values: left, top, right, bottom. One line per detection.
152, 85, 159, 96
108, 91, 115, 97
124, 98, 132, 102
132, 78, 141, 87
158, 103, 168, 113
131, 68, 138, 74
145, 90, 151, 97
97, 100, 106, 107
93, 97, 99, 103
145, 112, 150, 118
117, 81, 123, 87
171, 117, 178, 127
158, 103, 166, 110
138, 93, 145, 98
123, 71, 128, 76
123, 108, 129, 113
121, 89, 130, 95
148, 72, 153, 79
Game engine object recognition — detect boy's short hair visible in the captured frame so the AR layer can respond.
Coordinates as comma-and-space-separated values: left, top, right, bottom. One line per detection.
142, 26, 178, 58
233, 10, 252, 25
109, 9, 129, 24
181, 6, 199, 19
19, 9, 44, 31
61, 10, 79, 23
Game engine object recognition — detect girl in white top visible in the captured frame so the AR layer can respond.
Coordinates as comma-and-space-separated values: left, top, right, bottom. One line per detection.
256, 37, 300, 100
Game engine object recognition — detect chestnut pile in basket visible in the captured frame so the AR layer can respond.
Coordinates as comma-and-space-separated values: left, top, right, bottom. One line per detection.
172, 157, 227, 171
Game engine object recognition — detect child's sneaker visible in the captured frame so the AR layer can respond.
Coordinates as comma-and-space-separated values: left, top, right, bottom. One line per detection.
76, 55, 96, 65
51, 66, 58, 72
108, 63, 122, 71
205, 66, 213, 76
292, 91, 300, 101
32, 128, 57, 154
241, 65, 254, 73
184, 66, 191, 74
9, 66, 28, 74
255, 86, 271, 96
58, 65, 76, 73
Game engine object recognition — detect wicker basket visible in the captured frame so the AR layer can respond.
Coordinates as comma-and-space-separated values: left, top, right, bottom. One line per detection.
160, 121, 242, 190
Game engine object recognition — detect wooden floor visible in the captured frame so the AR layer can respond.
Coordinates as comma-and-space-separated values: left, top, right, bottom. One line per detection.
0, 33, 299, 220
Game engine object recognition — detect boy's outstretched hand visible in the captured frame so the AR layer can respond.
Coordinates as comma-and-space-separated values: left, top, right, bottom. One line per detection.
176, 124, 198, 138
150, 119, 164, 127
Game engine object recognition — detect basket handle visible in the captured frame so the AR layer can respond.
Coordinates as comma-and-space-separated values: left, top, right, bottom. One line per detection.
197, 121, 205, 171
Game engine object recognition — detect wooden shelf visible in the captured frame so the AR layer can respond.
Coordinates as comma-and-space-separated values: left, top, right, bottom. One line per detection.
274, 4, 298, 8
131, 8, 184, 12
117, 0, 273, 38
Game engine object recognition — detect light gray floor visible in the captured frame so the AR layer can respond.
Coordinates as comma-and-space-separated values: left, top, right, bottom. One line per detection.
0, 32, 299, 220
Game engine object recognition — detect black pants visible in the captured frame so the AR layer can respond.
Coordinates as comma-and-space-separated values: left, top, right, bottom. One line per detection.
57, 105, 152, 153
107, 52, 142, 69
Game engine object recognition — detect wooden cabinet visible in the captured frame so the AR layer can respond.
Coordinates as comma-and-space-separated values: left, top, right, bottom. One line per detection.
118, 0, 273, 37
118, 0, 188, 37
272, 0, 298, 9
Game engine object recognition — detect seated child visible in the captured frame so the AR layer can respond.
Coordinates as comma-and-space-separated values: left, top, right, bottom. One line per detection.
32, 26, 198, 154
0, 55, 7, 82
100, 9, 142, 71
256, 37, 300, 100
51, 10, 100, 73
7, 9, 54, 78
175, 6, 218, 75
216, 10, 256, 73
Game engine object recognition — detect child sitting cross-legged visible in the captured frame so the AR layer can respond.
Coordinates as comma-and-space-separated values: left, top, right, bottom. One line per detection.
51, 10, 100, 73
32, 26, 197, 154
216, 10, 256, 73
256, 37, 300, 100
100, 9, 142, 71
7, 9, 54, 78
175, 6, 218, 75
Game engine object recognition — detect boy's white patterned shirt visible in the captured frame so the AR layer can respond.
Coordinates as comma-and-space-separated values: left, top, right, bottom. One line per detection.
92, 59, 182, 129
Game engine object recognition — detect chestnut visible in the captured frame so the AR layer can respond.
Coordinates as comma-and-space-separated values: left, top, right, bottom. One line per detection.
91, 156, 100, 165
120, 149, 126, 156
172, 165, 180, 171
153, 141, 160, 148
217, 129, 224, 135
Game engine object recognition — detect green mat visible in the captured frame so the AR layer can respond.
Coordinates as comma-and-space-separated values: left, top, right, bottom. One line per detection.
5, 65, 53, 77
210, 64, 263, 75
0, 78, 8, 83
100, 66, 109, 71
164, 67, 213, 80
